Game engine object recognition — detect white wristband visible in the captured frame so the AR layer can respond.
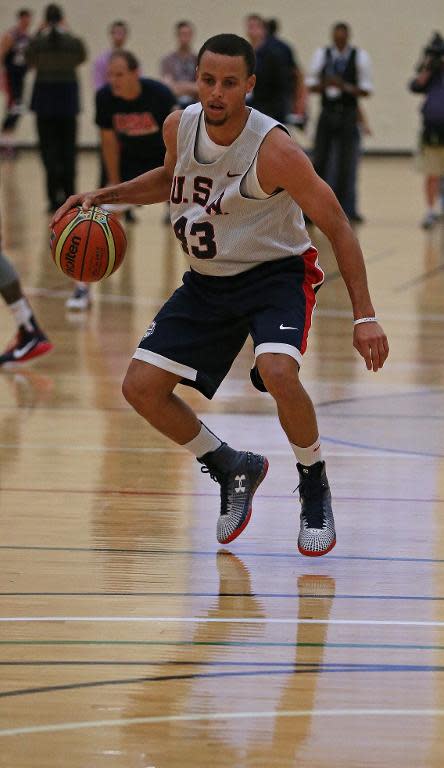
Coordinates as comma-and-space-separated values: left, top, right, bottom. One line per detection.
353, 316, 378, 326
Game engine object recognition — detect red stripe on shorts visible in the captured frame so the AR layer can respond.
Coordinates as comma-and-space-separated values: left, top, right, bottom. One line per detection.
301, 246, 324, 354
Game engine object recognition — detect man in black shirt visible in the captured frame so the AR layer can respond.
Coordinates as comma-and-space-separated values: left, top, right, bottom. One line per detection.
67, 49, 176, 310
96, 50, 176, 186
245, 14, 288, 123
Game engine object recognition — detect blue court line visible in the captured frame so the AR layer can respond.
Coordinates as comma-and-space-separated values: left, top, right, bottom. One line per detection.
0, 591, 442, 602
1, 640, 443, 651
1, 663, 444, 700
320, 434, 444, 459
0, 545, 443, 564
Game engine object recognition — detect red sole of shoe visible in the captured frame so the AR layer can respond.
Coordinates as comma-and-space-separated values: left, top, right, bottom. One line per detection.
298, 537, 337, 557
219, 458, 269, 545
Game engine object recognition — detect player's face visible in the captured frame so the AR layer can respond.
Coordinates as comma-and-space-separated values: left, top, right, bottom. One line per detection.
197, 51, 255, 127
108, 58, 139, 97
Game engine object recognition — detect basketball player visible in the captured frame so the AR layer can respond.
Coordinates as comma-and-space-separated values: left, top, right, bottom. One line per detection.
0, 8, 32, 156
52, 34, 389, 556
0, 215, 52, 366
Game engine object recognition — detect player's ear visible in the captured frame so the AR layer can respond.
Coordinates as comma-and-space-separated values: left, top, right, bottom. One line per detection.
246, 74, 256, 95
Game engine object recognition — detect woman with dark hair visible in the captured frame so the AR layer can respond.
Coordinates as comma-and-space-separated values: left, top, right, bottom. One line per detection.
25, 4, 87, 213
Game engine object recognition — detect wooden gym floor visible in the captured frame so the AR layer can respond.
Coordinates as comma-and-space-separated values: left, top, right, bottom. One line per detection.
0, 151, 443, 767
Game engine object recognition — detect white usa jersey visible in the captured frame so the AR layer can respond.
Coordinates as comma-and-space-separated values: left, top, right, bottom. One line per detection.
170, 103, 311, 277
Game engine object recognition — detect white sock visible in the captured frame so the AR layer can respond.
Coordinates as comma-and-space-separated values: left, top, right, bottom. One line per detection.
9, 298, 33, 331
290, 438, 323, 466
183, 422, 222, 458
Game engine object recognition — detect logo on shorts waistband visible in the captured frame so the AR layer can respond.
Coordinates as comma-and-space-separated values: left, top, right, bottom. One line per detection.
280, 324, 298, 330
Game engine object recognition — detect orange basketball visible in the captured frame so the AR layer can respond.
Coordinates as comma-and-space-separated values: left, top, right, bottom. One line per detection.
50, 206, 127, 282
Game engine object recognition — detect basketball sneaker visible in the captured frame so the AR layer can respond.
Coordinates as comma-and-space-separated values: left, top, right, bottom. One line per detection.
296, 461, 336, 557
65, 285, 91, 311
199, 445, 269, 544
0, 322, 53, 366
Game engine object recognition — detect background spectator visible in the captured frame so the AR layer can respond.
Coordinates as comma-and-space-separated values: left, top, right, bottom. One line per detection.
0, 8, 32, 156
66, 49, 176, 311
266, 18, 307, 127
409, 32, 444, 229
93, 19, 128, 93
25, 3, 86, 213
160, 20, 197, 107
245, 13, 288, 122
306, 21, 373, 222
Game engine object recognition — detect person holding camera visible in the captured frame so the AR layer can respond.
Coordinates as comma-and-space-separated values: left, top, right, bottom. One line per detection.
409, 33, 444, 229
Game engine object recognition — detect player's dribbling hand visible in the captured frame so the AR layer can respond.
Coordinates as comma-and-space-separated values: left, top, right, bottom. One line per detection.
353, 322, 389, 372
49, 193, 99, 227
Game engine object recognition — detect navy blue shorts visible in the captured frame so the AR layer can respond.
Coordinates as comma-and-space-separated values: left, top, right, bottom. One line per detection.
133, 249, 324, 399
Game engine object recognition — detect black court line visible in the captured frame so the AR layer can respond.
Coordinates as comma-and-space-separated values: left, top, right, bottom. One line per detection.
395, 262, 444, 292
1, 662, 444, 700
0, 545, 443, 564
1, 591, 442, 602
316, 388, 444, 409
321, 248, 394, 285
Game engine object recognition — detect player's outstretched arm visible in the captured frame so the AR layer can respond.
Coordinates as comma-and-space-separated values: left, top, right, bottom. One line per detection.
257, 129, 389, 372
50, 111, 182, 226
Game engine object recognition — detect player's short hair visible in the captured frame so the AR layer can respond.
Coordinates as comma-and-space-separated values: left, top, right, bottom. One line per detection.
197, 34, 256, 77
109, 49, 139, 71
17, 8, 31, 18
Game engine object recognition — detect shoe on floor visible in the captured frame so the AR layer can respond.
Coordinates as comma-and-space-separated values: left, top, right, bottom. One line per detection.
199, 445, 269, 544
0, 322, 53, 366
297, 461, 336, 557
65, 285, 91, 311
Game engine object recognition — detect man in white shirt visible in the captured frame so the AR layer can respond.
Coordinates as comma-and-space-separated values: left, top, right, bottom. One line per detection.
306, 22, 373, 221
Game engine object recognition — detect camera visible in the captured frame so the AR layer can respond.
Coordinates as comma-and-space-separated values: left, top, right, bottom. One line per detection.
422, 32, 444, 71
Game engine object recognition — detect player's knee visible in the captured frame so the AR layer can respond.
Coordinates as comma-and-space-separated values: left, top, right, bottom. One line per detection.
122, 363, 171, 415
256, 354, 299, 400
122, 368, 155, 412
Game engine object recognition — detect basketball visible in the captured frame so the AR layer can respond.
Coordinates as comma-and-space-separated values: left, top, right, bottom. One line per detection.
50, 206, 127, 282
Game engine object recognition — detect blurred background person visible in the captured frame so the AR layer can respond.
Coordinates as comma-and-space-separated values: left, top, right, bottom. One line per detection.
93, 19, 129, 93
306, 21, 373, 222
160, 20, 197, 108
67, 50, 176, 310
266, 18, 307, 128
0, 8, 32, 158
92, 20, 130, 189
245, 13, 288, 122
409, 32, 444, 229
25, 3, 86, 214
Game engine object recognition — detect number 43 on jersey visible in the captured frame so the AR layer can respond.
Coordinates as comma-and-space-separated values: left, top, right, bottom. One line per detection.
171, 175, 227, 260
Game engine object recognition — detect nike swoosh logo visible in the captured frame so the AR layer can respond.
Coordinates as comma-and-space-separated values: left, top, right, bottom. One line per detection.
227, 171, 242, 177
13, 340, 38, 360
280, 324, 298, 330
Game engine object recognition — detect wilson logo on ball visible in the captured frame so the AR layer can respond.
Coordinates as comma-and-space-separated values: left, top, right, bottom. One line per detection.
50, 206, 127, 282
